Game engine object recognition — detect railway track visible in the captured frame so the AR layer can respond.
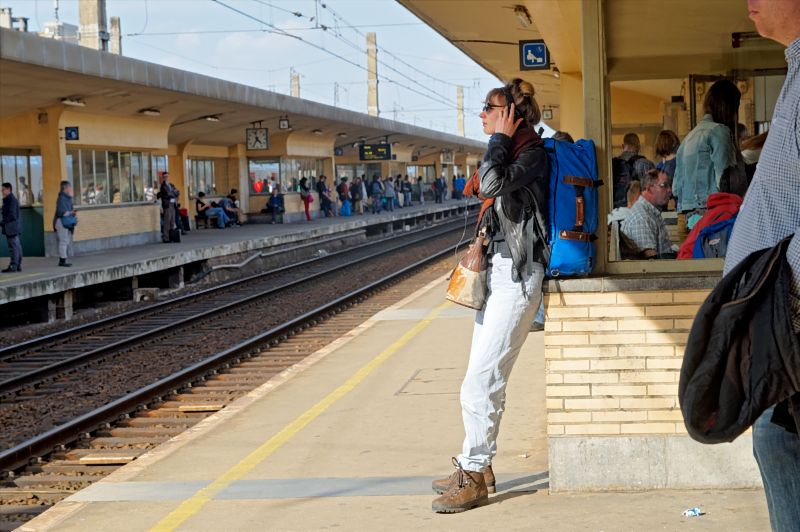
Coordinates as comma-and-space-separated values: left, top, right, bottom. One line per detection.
0, 218, 466, 399
0, 234, 467, 530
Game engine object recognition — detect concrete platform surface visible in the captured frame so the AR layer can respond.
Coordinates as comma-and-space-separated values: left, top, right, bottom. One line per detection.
20, 277, 770, 532
0, 199, 473, 305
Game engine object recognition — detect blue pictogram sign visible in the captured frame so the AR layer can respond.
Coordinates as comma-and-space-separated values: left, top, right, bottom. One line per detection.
519, 40, 549, 71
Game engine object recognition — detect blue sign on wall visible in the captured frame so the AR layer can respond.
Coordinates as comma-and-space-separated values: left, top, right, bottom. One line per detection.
519, 40, 549, 71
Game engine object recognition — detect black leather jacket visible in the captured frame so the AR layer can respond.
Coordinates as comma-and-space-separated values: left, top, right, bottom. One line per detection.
479, 132, 548, 282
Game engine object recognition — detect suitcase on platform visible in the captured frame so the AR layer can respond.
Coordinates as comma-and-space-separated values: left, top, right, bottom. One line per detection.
169, 227, 181, 243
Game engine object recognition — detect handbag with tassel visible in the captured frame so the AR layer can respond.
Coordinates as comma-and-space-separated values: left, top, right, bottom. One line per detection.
446, 227, 488, 310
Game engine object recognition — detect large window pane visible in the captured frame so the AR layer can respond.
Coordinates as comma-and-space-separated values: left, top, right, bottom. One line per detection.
118, 152, 132, 202
248, 158, 279, 194
28, 154, 43, 205
131, 153, 143, 201
66, 150, 81, 205
14, 155, 31, 206
108, 151, 121, 203
93, 150, 109, 204
80, 150, 95, 204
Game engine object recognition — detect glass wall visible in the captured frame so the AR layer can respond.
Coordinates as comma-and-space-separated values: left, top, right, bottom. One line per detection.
405, 164, 436, 182
281, 158, 325, 192
66, 148, 166, 206
0, 150, 43, 206
335, 163, 381, 182
248, 157, 325, 194
248, 158, 280, 195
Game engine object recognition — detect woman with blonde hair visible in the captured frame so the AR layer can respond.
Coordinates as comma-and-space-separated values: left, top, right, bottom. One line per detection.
431, 78, 548, 513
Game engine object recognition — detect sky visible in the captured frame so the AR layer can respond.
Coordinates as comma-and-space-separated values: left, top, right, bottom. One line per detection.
2, 0, 502, 140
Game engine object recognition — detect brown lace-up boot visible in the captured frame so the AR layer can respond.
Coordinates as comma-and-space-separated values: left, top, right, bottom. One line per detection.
432, 462, 495, 494
431, 458, 489, 513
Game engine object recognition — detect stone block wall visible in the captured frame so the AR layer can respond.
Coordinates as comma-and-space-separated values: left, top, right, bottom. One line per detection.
542, 277, 762, 491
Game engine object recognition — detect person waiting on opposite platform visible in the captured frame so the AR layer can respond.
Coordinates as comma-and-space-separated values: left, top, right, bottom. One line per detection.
620, 169, 677, 260
54, 180, 76, 267
402, 175, 413, 206
416, 176, 425, 205
393, 174, 403, 208
299, 177, 313, 222
336, 177, 351, 216
350, 176, 364, 214
434, 173, 446, 204
317, 175, 335, 217
158, 172, 177, 243
453, 173, 466, 200
267, 185, 285, 223
1, 182, 22, 272
196, 191, 229, 228
369, 174, 383, 214
383, 176, 396, 212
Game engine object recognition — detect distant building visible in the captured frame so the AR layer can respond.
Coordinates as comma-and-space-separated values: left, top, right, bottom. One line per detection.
0, 7, 29, 32
39, 20, 79, 45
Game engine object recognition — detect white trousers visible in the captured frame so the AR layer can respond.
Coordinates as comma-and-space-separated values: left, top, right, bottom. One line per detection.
457, 253, 544, 472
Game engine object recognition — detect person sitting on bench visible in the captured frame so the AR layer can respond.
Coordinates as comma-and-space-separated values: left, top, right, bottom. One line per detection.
196, 192, 229, 228
261, 185, 286, 223
218, 194, 242, 226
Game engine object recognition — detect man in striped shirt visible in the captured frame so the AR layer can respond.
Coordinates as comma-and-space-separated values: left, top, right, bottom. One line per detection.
723, 2, 800, 529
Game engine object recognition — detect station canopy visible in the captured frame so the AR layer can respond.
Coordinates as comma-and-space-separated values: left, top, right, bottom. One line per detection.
0, 28, 485, 160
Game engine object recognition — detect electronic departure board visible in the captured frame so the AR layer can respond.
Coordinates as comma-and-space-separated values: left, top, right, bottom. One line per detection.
359, 144, 392, 161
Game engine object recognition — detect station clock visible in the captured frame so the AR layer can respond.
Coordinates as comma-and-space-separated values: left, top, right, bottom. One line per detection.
246, 127, 268, 150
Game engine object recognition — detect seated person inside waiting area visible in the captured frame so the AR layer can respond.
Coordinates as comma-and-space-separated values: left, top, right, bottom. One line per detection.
620, 169, 677, 260
195, 192, 230, 228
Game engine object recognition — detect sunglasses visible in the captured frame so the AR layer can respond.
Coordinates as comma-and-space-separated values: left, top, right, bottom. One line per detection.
655, 182, 672, 189
482, 102, 505, 113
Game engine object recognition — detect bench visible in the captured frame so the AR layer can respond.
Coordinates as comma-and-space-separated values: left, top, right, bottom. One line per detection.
195, 214, 219, 229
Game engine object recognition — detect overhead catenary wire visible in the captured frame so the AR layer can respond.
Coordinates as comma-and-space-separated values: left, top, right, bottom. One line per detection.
249, 0, 460, 108
306, 3, 459, 108
319, 2, 461, 89
210, 0, 457, 109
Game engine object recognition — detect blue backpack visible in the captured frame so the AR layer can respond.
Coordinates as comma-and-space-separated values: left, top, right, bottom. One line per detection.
539, 138, 602, 277
692, 215, 737, 259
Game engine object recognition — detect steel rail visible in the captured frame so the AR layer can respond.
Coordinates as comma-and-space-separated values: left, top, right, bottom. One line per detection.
0, 239, 467, 473
0, 223, 466, 396
0, 217, 469, 361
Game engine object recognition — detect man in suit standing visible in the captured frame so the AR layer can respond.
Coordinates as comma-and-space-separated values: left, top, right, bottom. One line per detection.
1, 182, 22, 272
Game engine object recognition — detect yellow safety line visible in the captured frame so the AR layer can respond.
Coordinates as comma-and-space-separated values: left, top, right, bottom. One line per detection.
150, 301, 449, 532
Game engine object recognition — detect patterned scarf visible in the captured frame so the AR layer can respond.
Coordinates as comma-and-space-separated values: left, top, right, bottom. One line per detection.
464, 126, 542, 226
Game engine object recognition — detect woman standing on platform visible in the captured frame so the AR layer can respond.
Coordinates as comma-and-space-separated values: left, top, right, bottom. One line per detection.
299, 177, 313, 222
673, 80, 744, 230
54, 180, 75, 267
431, 78, 548, 513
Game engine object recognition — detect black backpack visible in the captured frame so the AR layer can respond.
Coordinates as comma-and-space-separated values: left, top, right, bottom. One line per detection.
611, 155, 642, 209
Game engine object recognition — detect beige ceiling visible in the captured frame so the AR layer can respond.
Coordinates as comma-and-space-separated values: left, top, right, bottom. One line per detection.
398, 0, 787, 102
397, 0, 562, 110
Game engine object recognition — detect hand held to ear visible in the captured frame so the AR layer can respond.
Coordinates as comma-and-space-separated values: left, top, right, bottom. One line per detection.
494, 103, 523, 137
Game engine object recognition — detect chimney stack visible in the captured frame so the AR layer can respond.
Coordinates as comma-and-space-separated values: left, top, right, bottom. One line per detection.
79, 0, 109, 51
